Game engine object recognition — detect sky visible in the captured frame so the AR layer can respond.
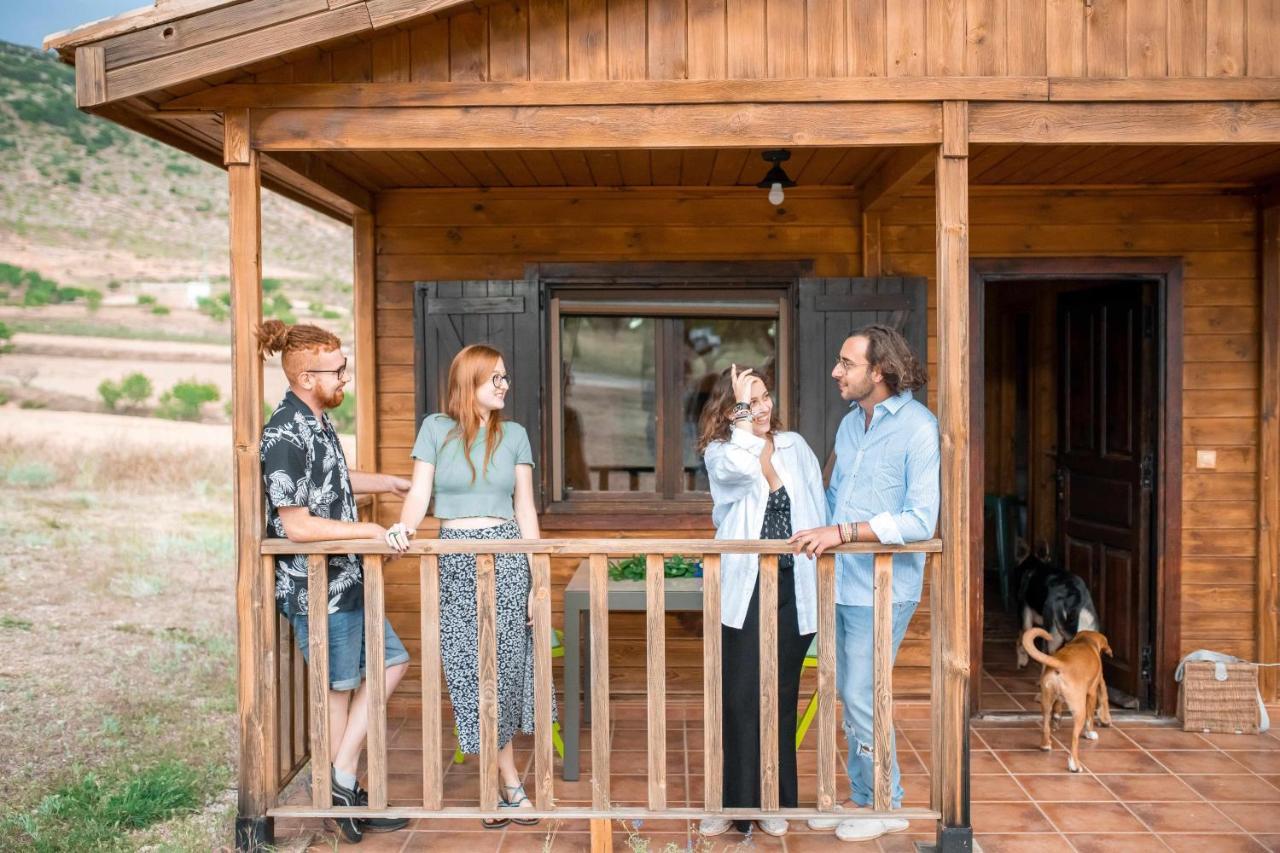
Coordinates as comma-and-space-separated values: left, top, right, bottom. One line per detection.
3, 1, 140, 49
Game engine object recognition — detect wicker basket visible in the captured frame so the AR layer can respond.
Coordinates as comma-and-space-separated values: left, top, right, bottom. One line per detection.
1178, 661, 1260, 734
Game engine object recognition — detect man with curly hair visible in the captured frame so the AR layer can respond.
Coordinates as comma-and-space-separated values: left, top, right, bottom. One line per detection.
257, 319, 412, 844
790, 324, 940, 844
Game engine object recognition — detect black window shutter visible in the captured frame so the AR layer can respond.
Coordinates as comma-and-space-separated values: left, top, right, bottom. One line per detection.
413, 279, 544, 507
796, 277, 929, 464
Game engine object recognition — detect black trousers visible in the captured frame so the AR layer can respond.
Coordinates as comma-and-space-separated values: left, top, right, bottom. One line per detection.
721, 564, 814, 809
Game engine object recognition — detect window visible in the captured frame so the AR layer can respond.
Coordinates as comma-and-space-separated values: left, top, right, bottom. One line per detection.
549, 290, 790, 505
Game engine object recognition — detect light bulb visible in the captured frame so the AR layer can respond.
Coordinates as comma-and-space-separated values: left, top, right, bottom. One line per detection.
768, 182, 785, 206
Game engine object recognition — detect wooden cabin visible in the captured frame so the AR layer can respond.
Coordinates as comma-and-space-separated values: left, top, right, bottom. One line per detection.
49, 1, 1280, 850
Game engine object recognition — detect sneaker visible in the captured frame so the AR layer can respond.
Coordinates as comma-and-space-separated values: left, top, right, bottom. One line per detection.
807, 816, 843, 830
353, 781, 410, 834
698, 817, 733, 836
835, 817, 909, 843
756, 818, 789, 836
328, 772, 364, 844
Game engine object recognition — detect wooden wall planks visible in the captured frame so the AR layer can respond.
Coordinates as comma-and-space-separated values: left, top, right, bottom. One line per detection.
369, 186, 1263, 714
247, 0, 1280, 86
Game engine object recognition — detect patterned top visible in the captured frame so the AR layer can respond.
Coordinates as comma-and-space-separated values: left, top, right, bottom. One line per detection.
261, 390, 362, 617
760, 486, 796, 573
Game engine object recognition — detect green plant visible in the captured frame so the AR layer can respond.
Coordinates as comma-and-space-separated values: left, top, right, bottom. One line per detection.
308, 300, 325, 314
97, 379, 123, 412
608, 554, 701, 581
84, 289, 102, 311
0, 321, 11, 354
155, 380, 220, 421
19, 400, 45, 410
150, 305, 170, 316
196, 296, 228, 322
261, 277, 283, 295
321, 309, 342, 320
64, 168, 81, 184
329, 390, 356, 433
136, 294, 156, 306
119, 373, 152, 407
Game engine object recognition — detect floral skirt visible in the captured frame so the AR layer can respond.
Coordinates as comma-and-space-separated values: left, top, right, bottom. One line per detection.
438, 520, 554, 753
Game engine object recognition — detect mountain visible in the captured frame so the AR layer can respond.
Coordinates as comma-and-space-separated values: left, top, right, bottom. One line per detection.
0, 41, 351, 291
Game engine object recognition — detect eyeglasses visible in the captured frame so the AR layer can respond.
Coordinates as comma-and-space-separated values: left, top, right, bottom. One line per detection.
307, 360, 348, 381
834, 356, 871, 373
492, 373, 511, 389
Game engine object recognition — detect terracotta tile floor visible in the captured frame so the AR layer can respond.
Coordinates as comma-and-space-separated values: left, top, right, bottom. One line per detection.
275, 700, 1280, 852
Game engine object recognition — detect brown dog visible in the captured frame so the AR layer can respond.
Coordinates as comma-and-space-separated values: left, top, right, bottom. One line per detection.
1021, 627, 1113, 772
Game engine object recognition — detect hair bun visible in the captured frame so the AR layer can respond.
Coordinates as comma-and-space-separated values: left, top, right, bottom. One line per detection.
255, 319, 290, 357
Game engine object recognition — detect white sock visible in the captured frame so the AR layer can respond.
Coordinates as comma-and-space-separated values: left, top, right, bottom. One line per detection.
333, 766, 357, 790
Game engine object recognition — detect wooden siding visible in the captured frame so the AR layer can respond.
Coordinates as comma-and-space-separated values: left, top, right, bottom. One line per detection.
255, 0, 1280, 86
368, 186, 1262, 713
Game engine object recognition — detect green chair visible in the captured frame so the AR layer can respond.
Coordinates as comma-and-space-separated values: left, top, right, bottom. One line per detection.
453, 627, 566, 765
795, 635, 820, 750
984, 494, 1021, 613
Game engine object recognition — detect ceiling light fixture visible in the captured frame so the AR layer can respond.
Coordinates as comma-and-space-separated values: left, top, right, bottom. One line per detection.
756, 149, 796, 206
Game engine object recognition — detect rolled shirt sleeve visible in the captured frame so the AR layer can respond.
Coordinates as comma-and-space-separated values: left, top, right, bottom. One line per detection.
865, 422, 940, 545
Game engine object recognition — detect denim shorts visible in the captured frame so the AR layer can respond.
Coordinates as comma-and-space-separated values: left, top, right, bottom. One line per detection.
289, 608, 411, 692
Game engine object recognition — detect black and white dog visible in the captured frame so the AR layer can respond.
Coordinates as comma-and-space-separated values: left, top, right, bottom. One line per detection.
1015, 554, 1101, 669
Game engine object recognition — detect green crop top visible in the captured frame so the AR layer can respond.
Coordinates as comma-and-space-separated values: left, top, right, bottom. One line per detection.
410, 413, 534, 519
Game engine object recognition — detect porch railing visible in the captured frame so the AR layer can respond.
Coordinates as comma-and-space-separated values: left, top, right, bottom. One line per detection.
260, 537, 946, 842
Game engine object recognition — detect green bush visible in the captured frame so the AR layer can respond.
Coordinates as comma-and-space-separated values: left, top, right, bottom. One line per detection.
106, 280, 121, 291
261, 277, 283, 295
155, 380, 219, 421
120, 373, 152, 408
321, 309, 342, 320
0, 321, 11, 354
308, 300, 325, 314
0, 263, 22, 285
64, 168, 81, 184
98, 379, 123, 411
136, 294, 156, 306
150, 305, 170, 316
84, 289, 102, 311
329, 390, 356, 433
196, 296, 227, 322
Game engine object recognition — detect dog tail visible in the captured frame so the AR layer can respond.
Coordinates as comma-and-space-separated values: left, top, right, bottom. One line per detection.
1021, 628, 1062, 670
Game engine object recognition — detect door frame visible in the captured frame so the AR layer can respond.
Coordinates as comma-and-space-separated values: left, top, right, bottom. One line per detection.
969, 257, 1184, 715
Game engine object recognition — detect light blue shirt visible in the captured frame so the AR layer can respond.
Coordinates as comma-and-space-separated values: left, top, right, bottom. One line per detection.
827, 390, 940, 606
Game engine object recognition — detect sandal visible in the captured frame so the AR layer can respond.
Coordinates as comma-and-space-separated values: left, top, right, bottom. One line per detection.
500, 784, 540, 826
481, 815, 510, 830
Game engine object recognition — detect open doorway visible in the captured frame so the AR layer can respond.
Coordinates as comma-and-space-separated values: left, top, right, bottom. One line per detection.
972, 260, 1183, 715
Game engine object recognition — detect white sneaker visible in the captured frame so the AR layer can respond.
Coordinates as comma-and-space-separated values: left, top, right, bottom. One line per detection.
806, 816, 843, 830
698, 817, 732, 837
835, 817, 910, 843
756, 818, 788, 837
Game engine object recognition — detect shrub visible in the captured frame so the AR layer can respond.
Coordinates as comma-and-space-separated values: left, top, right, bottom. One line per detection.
120, 373, 152, 408
329, 390, 356, 433
308, 300, 325, 314
150, 305, 170, 316
196, 296, 227, 322
155, 380, 219, 421
98, 379, 123, 411
0, 321, 11, 354
136, 294, 156, 306
261, 277, 283, 295
64, 168, 81, 184
84, 289, 102, 311
106, 280, 121, 291
321, 309, 342, 320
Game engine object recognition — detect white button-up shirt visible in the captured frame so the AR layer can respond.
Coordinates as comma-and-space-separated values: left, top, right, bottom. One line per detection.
705, 429, 829, 634
827, 390, 940, 606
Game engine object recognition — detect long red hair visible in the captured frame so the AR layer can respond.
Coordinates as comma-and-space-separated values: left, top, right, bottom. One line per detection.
444, 344, 505, 483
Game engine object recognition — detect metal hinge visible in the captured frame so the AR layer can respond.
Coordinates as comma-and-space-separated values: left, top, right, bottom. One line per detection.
1140, 644, 1154, 682
1140, 451, 1154, 491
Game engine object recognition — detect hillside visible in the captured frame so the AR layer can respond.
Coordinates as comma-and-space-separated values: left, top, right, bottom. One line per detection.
0, 41, 350, 290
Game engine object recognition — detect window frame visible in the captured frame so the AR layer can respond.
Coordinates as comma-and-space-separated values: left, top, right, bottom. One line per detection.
541, 273, 798, 519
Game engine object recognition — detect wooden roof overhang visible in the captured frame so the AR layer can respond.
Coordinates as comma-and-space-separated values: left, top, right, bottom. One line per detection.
46, 0, 1280, 223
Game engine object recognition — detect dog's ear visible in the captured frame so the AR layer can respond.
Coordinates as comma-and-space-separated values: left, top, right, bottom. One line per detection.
1102, 637, 1114, 657
1034, 539, 1051, 562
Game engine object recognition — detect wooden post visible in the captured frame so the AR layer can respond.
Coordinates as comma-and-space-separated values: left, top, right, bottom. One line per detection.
420, 555, 443, 809
1260, 205, 1280, 702
588, 553, 612, 852
758, 554, 780, 811
931, 100, 973, 853
476, 553, 499, 811
645, 554, 667, 810
815, 554, 838, 811
353, 213, 378, 514
531, 554, 556, 809
363, 555, 388, 808
228, 107, 275, 852
872, 553, 894, 811
306, 555, 331, 809
702, 554, 723, 812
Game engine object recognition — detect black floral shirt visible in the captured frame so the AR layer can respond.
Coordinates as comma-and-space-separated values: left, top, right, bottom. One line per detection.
261, 390, 362, 617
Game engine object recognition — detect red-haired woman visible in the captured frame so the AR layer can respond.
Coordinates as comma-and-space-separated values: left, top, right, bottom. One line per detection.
386, 344, 547, 828
696, 365, 828, 839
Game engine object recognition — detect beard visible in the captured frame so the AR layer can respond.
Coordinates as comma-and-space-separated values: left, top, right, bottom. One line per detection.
318, 385, 345, 410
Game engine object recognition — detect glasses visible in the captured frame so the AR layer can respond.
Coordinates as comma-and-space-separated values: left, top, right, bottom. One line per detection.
834, 356, 870, 373
307, 360, 348, 381
492, 373, 511, 389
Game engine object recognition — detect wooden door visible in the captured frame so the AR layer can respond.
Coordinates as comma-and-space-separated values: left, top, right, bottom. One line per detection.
1057, 283, 1156, 703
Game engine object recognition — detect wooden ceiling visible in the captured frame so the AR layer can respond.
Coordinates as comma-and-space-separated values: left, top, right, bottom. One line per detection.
305, 144, 1280, 191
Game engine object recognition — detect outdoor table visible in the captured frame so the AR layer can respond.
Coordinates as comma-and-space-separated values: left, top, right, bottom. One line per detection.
560, 558, 704, 781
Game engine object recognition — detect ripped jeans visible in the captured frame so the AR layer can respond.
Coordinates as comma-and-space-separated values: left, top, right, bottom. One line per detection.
835, 600, 919, 808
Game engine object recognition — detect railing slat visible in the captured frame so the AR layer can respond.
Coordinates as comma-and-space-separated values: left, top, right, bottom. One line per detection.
589, 553, 611, 811
364, 555, 388, 808
758, 553, 780, 812
306, 554, 331, 809
872, 553, 894, 812
701, 554, 723, 813
420, 555, 443, 810
531, 554, 555, 811
816, 554, 838, 811
645, 554, 667, 811
476, 553, 499, 811
929, 552, 943, 812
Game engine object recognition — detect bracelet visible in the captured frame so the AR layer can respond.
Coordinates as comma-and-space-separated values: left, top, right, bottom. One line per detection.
838, 522, 853, 544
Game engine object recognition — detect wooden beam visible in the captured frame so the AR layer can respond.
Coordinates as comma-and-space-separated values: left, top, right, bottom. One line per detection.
1050, 77, 1280, 101
250, 103, 942, 151
353, 211, 377, 481
970, 102, 1280, 144
933, 100, 972, 846
1261, 205, 1280, 702
862, 212, 883, 276
860, 146, 935, 213
45, 0, 244, 50
228, 107, 274, 848
103, 4, 373, 103
74, 45, 107, 108
260, 152, 372, 217
162, 78, 1051, 111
